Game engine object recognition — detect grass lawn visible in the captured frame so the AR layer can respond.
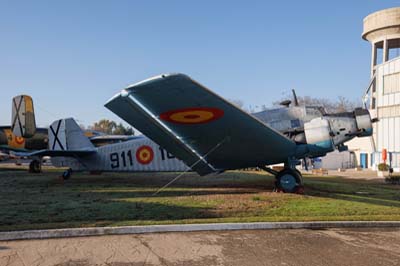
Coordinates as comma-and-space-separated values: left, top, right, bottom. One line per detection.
0, 167, 400, 231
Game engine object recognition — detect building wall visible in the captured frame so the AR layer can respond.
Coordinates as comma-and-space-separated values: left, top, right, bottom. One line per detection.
316, 150, 355, 170
372, 57, 400, 169
346, 137, 373, 168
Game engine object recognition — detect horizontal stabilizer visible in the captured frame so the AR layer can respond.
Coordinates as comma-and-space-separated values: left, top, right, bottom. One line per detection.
14, 149, 96, 158
18, 118, 98, 158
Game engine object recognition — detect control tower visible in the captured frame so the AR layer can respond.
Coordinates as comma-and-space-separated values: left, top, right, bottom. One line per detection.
363, 7, 400, 76
362, 7, 400, 170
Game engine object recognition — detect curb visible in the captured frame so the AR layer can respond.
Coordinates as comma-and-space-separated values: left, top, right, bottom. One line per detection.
1, 221, 400, 241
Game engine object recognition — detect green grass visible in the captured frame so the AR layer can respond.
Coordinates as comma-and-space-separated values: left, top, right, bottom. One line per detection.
0, 167, 400, 231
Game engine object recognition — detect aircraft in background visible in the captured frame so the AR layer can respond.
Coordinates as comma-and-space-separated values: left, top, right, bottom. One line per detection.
0, 95, 50, 171
23, 118, 189, 179
0, 150, 16, 161
0, 126, 48, 152
1, 95, 137, 172
84, 130, 137, 147
105, 73, 375, 193
0, 95, 48, 152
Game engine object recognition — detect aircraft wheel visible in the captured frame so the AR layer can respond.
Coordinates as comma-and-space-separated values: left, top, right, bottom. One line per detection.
29, 160, 42, 173
275, 168, 303, 193
62, 168, 72, 180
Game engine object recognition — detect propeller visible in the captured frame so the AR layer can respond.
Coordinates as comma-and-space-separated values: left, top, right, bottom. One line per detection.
292, 89, 299, 106
280, 89, 299, 108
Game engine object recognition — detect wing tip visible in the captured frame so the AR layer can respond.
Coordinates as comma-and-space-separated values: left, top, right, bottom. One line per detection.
105, 73, 192, 108
125, 73, 190, 89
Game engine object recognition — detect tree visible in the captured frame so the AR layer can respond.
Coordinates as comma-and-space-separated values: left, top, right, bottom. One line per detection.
113, 123, 134, 135
90, 120, 134, 135
92, 119, 117, 135
229, 99, 245, 109
335, 96, 358, 113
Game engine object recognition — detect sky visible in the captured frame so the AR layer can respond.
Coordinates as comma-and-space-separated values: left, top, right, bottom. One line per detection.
1, 0, 400, 128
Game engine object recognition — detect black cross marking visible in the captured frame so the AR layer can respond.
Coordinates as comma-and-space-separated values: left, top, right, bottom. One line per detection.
50, 120, 65, 150
11, 97, 24, 136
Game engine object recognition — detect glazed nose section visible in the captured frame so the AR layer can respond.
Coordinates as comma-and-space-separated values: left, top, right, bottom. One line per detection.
354, 108, 373, 137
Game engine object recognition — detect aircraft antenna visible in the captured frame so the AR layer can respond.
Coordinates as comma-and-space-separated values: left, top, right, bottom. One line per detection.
152, 137, 229, 196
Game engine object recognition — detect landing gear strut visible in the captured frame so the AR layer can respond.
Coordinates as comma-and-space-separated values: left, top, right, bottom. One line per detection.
29, 160, 42, 173
260, 166, 304, 194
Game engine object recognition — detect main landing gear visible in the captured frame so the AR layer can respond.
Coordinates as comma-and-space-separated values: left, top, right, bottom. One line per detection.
260, 166, 304, 194
29, 159, 42, 173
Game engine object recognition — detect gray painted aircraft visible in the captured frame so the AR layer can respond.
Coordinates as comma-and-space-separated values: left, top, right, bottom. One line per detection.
25, 118, 189, 179
105, 73, 374, 193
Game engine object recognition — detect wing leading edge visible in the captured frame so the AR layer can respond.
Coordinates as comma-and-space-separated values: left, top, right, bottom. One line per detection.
105, 73, 297, 175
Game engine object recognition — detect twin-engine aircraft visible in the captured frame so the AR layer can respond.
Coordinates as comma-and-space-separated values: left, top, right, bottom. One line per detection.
105, 73, 374, 193
0, 95, 50, 172
0, 95, 48, 153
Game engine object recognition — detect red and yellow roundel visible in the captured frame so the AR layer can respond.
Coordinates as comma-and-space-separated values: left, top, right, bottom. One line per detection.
159, 107, 224, 124
136, 145, 154, 165
15, 136, 25, 145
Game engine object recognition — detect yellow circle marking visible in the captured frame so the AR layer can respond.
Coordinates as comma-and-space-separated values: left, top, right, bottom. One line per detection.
139, 149, 151, 161
169, 110, 214, 123
15, 136, 25, 145
136, 146, 154, 164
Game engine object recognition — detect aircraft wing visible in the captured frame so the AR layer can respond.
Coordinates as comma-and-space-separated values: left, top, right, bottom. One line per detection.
0, 145, 30, 153
14, 149, 96, 158
105, 73, 297, 175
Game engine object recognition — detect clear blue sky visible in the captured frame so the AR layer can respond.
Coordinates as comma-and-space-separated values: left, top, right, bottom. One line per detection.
1, 1, 399, 127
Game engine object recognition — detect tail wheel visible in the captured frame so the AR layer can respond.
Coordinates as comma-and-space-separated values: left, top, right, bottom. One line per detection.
276, 168, 303, 193
62, 168, 72, 180
29, 160, 42, 173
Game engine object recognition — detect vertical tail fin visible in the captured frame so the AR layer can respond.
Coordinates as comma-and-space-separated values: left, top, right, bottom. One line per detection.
49, 118, 94, 151
11, 95, 36, 138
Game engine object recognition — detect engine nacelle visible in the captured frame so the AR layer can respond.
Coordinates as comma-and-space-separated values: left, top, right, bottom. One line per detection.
304, 117, 335, 154
354, 108, 372, 137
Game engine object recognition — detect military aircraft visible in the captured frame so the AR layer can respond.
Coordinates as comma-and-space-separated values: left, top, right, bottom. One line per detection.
0, 126, 48, 152
24, 118, 189, 179
2, 95, 137, 172
0, 95, 48, 153
104, 73, 374, 193
0, 95, 49, 171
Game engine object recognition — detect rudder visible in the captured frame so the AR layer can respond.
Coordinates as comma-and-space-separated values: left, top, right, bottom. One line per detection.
11, 95, 36, 138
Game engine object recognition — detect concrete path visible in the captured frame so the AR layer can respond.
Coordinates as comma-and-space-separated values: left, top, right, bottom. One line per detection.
1, 228, 399, 266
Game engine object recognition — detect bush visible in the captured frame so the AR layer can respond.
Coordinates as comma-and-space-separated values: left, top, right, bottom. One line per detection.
378, 163, 389, 171
385, 175, 400, 185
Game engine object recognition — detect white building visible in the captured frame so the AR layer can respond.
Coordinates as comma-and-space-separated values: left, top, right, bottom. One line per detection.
356, 7, 400, 171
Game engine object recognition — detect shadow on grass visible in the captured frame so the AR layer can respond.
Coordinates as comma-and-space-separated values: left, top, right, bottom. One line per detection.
0, 170, 266, 229
81, 188, 263, 198
0, 199, 219, 229
304, 175, 400, 208
1, 169, 400, 231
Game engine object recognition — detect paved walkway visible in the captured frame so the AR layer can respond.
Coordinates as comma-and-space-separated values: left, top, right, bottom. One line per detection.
1, 228, 399, 266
